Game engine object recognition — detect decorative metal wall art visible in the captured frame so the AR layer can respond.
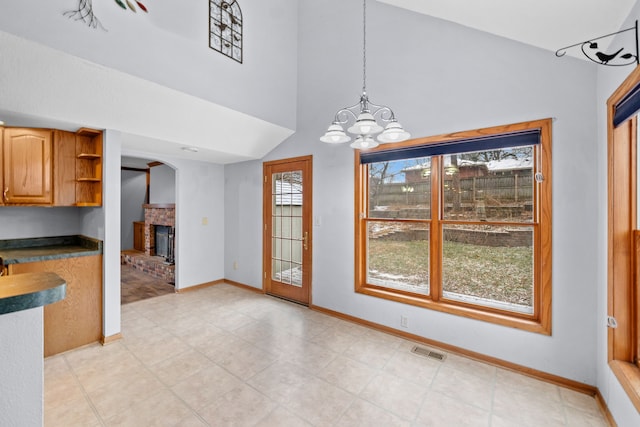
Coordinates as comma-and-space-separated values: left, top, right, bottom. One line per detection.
64, 0, 105, 30
209, 0, 243, 63
556, 21, 639, 67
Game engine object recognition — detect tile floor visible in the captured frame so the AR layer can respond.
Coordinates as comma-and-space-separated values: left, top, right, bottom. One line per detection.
45, 284, 609, 426
120, 263, 175, 304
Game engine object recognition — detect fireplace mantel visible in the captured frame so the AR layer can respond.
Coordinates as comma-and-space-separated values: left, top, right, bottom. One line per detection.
143, 203, 175, 209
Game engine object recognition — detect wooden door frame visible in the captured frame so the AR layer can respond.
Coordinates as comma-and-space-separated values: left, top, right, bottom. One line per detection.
262, 155, 313, 305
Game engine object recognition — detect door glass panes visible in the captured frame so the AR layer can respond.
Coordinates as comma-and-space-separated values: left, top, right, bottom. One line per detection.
368, 157, 431, 220
271, 171, 303, 287
441, 224, 534, 314
443, 147, 534, 223
367, 221, 430, 295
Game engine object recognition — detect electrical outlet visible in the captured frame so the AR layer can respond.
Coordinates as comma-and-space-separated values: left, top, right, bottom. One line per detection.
202, 217, 208, 225
400, 315, 408, 328
233, 261, 238, 270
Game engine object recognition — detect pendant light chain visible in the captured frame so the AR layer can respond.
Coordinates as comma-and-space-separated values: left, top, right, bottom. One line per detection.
319, 0, 410, 147
362, 0, 367, 95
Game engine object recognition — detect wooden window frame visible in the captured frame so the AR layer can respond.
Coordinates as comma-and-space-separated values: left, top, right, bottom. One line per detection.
607, 66, 640, 412
354, 119, 553, 334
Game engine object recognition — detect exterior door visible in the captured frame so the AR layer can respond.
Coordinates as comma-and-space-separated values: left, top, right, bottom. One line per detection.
263, 156, 312, 305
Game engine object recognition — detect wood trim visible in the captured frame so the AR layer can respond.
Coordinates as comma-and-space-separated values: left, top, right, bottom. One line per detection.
354, 118, 552, 334
610, 360, 640, 413
595, 388, 618, 427
101, 333, 123, 345
147, 161, 163, 167
121, 166, 149, 172
262, 155, 313, 305
176, 279, 224, 293
224, 279, 265, 293
310, 303, 596, 395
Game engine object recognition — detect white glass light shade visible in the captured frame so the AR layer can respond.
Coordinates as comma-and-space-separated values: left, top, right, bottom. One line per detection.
350, 135, 379, 150
377, 121, 411, 143
347, 112, 383, 135
320, 123, 351, 144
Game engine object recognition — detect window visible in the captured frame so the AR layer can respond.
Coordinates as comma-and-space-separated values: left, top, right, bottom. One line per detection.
355, 119, 552, 334
607, 66, 640, 411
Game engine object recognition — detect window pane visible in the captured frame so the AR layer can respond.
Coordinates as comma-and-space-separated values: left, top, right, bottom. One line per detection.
443, 147, 534, 222
367, 221, 429, 295
368, 158, 431, 220
441, 224, 534, 314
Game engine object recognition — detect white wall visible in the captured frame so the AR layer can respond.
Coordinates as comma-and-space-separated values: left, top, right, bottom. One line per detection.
595, 1, 640, 426
225, 0, 600, 386
121, 169, 147, 250
0, 0, 298, 130
0, 307, 43, 427
150, 164, 176, 204
0, 207, 82, 239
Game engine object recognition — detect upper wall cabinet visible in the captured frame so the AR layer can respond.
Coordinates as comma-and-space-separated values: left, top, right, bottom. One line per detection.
2, 127, 53, 205
0, 126, 103, 207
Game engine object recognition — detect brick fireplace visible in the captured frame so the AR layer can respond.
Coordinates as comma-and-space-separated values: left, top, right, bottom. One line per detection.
122, 203, 176, 284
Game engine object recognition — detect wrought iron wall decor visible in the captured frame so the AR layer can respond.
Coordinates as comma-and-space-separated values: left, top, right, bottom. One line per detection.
556, 21, 639, 66
209, 0, 243, 63
64, 0, 106, 30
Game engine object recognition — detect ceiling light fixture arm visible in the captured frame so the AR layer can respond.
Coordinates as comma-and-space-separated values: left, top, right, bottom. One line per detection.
555, 20, 639, 66
330, 92, 398, 126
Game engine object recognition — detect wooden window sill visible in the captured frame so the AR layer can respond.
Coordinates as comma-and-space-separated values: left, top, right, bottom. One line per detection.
609, 360, 640, 412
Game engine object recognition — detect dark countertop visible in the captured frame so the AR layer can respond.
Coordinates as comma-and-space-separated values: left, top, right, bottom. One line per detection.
0, 272, 66, 315
0, 235, 103, 265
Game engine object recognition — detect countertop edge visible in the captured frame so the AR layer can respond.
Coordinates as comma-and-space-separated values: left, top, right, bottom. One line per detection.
0, 272, 66, 315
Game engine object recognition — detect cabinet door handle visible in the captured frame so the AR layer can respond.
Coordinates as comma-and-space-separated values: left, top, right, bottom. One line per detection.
3, 187, 8, 202
303, 231, 309, 251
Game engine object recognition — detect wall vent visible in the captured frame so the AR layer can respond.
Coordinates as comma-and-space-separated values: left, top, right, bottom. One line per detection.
411, 345, 446, 361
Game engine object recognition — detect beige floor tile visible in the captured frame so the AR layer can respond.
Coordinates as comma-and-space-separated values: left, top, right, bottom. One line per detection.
415, 390, 490, 427
208, 340, 280, 381
282, 376, 355, 426
318, 355, 378, 394
335, 398, 411, 427
44, 284, 610, 426
87, 368, 165, 420
279, 339, 338, 373
559, 387, 603, 418
309, 325, 361, 353
148, 348, 213, 387
496, 367, 561, 400
197, 384, 277, 426
383, 348, 442, 386
254, 406, 313, 427
360, 372, 428, 421
105, 388, 193, 426
171, 363, 244, 411
492, 386, 566, 427
125, 333, 191, 366
431, 365, 494, 410
45, 395, 101, 427
344, 337, 398, 369
247, 361, 314, 405
564, 405, 609, 426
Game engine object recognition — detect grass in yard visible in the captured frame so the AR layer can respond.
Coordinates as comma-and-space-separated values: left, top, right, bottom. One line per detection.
368, 239, 532, 307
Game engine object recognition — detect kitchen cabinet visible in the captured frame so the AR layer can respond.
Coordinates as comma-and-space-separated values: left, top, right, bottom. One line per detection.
0, 126, 103, 207
9, 255, 103, 357
2, 128, 52, 205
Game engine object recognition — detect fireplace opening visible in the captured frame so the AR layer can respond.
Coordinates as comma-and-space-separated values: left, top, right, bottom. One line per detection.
154, 225, 175, 265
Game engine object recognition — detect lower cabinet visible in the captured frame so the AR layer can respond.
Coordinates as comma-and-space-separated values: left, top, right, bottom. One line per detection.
133, 221, 145, 252
9, 255, 102, 357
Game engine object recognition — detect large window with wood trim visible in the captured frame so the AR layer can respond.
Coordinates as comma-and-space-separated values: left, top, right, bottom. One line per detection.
355, 119, 552, 334
607, 66, 640, 412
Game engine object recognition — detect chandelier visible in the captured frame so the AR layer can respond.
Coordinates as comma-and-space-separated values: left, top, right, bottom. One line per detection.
320, 0, 410, 149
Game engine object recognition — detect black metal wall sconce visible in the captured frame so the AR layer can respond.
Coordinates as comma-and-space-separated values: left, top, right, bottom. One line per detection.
556, 20, 639, 66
